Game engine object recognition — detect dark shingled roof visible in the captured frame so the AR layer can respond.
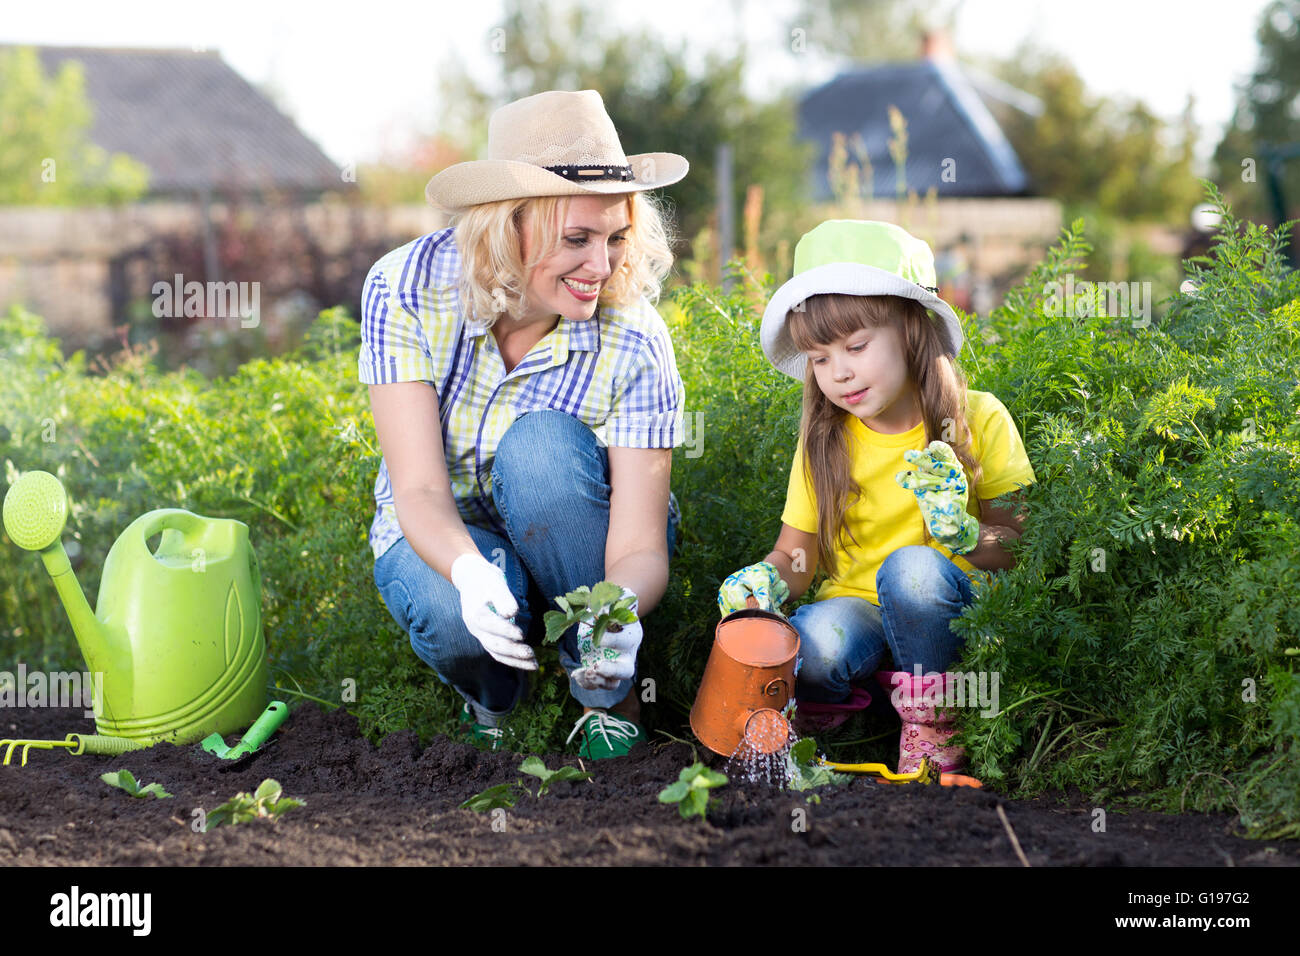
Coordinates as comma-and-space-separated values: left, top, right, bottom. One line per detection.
14, 44, 346, 196
800, 60, 1030, 199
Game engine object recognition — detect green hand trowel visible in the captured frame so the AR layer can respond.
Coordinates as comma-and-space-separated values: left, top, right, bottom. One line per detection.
200, 701, 289, 768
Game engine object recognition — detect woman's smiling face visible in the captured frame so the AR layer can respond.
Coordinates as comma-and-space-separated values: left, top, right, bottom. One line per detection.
518, 194, 631, 326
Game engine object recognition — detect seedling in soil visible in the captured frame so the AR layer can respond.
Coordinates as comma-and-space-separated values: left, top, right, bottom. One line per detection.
519, 756, 592, 795
204, 779, 303, 831
459, 782, 526, 813
100, 769, 172, 799
658, 763, 728, 821
460, 757, 593, 812
543, 582, 638, 647
785, 738, 850, 793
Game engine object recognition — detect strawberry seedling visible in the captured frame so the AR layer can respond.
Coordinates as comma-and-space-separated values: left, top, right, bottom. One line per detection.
460, 757, 593, 812
100, 769, 172, 799
658, 763, 727, 821
204, 778, 303, 831
543, 582, 637, 647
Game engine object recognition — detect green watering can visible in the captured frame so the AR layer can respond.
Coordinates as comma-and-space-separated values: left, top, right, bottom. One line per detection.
2, 470, 268, 745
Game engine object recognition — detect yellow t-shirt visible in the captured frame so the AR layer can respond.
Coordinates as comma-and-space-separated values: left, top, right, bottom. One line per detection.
780, 390, 1036, 606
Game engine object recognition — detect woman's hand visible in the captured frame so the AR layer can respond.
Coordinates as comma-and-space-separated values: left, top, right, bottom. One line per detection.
571, 586, 641, 690
450, 553, 538, 670
717, 562, 790, 616
895, 441, 980, 554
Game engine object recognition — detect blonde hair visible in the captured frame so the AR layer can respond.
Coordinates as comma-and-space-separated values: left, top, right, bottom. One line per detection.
451, 191, 675, 328
787, 294, 982, 578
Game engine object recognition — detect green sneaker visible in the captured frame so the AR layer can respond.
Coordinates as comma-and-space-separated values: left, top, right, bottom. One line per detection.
565, 710, 645, 760
460, 702, 506, 751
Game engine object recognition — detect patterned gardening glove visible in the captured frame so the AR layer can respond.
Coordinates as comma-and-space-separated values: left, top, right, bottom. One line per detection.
572, 586, 642, 692
895, 441, 980, 555
717, 562, 790, 617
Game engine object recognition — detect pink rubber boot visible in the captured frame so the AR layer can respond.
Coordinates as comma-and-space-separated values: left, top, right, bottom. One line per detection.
874, 670, 965, 774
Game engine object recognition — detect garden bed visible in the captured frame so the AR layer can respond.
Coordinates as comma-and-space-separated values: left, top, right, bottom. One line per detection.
1, 703, 1295, 866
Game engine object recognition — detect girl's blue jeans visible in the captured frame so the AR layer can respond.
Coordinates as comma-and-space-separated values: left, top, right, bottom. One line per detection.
372, 410, 679, 725
789, 546, 989, 704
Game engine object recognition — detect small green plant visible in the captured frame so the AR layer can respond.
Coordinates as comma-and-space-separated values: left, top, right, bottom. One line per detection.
459, 782, 526, 812
100, 769, 171, 799
519, 756, 592, 794
658, 763, 728, 820
204, 779, 303, 831
785, 738, 850, 793
543, 582, 638, 646
460, 757, 593, 812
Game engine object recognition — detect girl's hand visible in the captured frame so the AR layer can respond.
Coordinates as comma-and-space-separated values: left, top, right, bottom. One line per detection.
717, 562, 790, 616
895, 441, 980, 555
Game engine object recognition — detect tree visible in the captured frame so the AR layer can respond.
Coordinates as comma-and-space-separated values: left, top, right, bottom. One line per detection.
1212, 0, 1300, 224
983, 42, 1201, 223
0, 46, 149, 205
434, 0, 813, 263
784, 0, 953, 62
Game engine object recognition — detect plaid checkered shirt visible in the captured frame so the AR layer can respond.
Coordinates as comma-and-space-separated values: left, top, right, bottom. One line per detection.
358, 228, 685, 561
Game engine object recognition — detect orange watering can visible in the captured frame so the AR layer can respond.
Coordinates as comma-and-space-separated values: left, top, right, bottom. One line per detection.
690, 598, 799, 757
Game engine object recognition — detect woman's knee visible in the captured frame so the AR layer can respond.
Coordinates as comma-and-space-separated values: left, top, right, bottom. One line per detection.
495, 410, 604, 484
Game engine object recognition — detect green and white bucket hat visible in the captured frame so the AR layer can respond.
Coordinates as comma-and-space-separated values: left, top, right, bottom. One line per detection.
760, 220, 963, 381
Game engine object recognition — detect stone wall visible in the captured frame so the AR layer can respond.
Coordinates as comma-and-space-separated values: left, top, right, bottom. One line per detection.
0, 200, 448, 349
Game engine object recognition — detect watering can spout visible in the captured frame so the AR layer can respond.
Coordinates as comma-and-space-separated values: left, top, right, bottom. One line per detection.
3, 471, 128, 679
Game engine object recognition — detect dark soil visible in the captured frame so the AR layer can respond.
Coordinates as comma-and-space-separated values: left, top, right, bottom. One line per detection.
1, 702, 1295, 866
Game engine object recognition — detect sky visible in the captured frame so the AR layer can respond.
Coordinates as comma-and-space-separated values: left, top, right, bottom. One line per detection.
0, 0, 1275, 171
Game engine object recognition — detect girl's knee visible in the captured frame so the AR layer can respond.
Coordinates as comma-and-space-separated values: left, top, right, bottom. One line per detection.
877, 546, 953, 601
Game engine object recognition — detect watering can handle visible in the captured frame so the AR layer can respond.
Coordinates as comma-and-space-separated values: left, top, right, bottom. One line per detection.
132, 510, 210, 560
762, 678, 788, 698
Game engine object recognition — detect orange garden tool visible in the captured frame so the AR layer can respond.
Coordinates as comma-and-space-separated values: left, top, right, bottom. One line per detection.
817, 755, 984, 788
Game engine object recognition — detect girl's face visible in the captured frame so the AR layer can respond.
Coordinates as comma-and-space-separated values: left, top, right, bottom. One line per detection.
805, 322, 922, 434
518, 194, 631, 327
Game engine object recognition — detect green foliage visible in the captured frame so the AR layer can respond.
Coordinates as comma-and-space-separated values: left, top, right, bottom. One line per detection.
989, 43, 1201, 224
949, 182, 1300, 837
518, 756, 593, 794
658, 762, 728, 820
542, 583, 638, 646
460, 756, 592, 811
785, 738, 850, 792
459, 782, 525, 813
0, 47, 150, 205
205, 779, 303, 830
99, 769, 171, 799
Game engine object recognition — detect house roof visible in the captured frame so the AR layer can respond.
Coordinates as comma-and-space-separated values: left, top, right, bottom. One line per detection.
14, 45, 346, 196
799, 59, 1031, 200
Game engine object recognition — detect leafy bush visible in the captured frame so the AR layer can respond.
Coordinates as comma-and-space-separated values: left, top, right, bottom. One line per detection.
950, 182, 1300, 837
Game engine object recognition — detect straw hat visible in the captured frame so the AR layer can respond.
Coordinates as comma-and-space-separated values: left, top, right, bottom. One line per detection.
425, 89, 689, 213
761, 220, 964, 381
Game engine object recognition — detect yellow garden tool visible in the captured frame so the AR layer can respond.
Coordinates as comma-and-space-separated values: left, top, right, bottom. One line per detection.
817, 755, 984, 788
0, 733, 149, 767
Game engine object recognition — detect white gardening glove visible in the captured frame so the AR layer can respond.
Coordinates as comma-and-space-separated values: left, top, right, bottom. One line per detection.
450, 553, 537, 671
572, 587, 641, 691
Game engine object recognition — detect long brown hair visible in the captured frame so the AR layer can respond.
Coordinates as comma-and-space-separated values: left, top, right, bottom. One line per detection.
787, 293, 981, 578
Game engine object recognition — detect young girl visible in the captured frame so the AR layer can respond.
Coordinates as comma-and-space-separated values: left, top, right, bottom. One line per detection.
716, 220, 1036, 774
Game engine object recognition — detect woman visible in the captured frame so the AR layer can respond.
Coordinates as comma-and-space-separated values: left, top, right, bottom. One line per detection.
359, 90, 689, 759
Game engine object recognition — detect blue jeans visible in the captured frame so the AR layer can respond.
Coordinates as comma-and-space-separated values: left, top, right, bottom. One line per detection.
789, 546, 986, 704
373, 410, 679, 724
